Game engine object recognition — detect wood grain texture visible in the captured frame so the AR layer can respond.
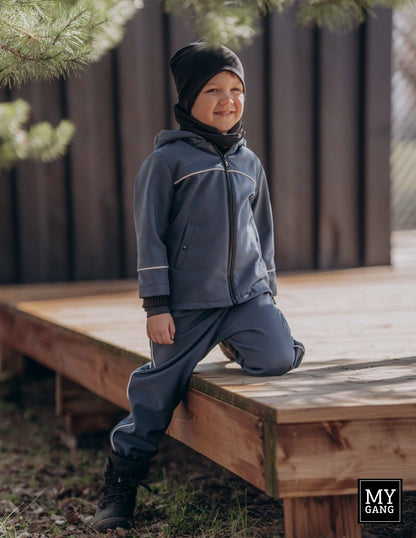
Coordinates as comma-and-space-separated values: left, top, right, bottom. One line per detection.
0, 167, 16, 284
284, 494, 361, 538
319, 28, 360, 269
168, 391, 266, 492
268, 12, 315, 271
0, 343, 24, 375
363, 10, 392, 266
276, 418, 416, 497
117, 1, 167, 277
66, 55, 120, 280
11, 81, 69, 283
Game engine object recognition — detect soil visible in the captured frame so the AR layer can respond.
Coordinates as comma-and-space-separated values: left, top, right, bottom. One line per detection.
0, 364, 415, 538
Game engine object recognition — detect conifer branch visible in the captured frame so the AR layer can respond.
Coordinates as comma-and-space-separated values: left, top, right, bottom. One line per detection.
53, 9, 88, 45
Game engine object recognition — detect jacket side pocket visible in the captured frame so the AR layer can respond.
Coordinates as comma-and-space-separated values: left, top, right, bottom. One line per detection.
174, 224, 195, 270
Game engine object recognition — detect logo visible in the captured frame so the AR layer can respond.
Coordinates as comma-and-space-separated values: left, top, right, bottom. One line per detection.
358, 479, 402, 523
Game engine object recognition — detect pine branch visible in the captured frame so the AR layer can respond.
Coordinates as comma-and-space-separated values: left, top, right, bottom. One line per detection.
0, 0, 143, 88
0, 99, 75, 169
164, 0, 416, 48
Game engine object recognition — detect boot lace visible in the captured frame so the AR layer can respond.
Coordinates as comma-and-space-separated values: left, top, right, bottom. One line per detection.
98, 469, 151, 509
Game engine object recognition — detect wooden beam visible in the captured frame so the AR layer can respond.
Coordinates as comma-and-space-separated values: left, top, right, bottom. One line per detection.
276, 419, 416, 498
168, 390, 266, 492
0, 342, 24, 375
284, 494, 361, 538
0, 305, 137, 410
55, 374, 123, 434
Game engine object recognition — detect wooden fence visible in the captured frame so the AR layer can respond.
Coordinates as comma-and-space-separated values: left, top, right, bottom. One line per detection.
0, 2, 392, 284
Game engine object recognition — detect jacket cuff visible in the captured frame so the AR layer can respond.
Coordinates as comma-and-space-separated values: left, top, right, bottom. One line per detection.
145, 305, 171, 318
143, 295, 170, 310
268, 270, 277, 295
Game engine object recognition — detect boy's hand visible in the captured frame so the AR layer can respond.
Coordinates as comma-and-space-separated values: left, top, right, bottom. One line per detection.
147, 313, 176, 345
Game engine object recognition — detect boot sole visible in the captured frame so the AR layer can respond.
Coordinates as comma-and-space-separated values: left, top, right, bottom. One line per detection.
91, 516, 132, 531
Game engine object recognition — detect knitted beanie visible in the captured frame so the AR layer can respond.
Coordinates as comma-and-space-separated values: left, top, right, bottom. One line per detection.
169, 42, 245, 113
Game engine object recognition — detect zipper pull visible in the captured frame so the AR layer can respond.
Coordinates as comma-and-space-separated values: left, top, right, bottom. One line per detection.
224, 157, 230, 171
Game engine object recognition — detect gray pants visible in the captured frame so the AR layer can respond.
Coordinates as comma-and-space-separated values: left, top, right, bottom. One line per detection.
111, 292, 304, 460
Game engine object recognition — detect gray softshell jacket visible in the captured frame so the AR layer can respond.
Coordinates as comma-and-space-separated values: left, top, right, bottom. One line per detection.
134, 129, 277, 310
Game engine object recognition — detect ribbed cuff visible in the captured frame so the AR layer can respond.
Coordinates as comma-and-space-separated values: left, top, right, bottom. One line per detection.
143, 295, 170, 310
142, 295, 170, 318
146, 305, 171, 318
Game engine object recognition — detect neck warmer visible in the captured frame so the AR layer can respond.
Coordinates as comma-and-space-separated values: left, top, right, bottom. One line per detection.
174, 104, 245, 154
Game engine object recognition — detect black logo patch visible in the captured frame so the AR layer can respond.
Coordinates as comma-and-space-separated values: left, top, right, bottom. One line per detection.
358, 479, 402, 523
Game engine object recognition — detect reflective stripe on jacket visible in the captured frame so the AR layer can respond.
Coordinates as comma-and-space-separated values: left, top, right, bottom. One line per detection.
134, 129, 277, 310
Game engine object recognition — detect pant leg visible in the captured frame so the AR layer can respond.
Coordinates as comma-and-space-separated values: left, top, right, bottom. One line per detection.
219, 293, 305, 376
110, 308, 225, 460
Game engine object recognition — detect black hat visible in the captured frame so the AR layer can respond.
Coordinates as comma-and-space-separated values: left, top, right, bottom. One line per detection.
169, 42, 245, 113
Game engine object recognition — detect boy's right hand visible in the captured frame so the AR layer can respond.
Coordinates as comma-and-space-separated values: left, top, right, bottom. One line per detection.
147, 313, 176, 345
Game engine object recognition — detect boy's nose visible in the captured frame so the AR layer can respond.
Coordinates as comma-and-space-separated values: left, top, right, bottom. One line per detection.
219, 94, 234, 105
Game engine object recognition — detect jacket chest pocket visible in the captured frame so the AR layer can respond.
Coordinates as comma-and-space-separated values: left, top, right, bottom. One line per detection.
174, 224, 195, 270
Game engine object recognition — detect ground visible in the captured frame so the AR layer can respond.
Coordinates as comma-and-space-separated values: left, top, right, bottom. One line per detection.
0, 365, 415, 538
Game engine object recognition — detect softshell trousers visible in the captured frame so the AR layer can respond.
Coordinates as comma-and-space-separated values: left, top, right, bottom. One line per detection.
111, 292, 304, 460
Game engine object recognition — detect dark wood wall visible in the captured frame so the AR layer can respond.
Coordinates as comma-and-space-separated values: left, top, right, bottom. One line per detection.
0, 2, 392, 284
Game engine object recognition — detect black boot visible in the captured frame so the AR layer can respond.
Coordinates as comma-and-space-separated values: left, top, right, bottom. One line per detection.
91, 451, 150, 532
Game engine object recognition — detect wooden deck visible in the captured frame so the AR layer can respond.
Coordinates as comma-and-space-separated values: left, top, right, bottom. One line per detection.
0, 230, 415, 538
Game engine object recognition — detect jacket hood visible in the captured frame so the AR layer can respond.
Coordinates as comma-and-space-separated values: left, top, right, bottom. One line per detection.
154, 129, 246, 154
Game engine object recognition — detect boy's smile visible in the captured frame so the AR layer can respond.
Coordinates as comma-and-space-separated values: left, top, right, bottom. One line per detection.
191, 71, 244, 133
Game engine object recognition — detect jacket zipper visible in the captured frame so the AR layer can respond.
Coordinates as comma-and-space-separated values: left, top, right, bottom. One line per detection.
220, 153, 237, 304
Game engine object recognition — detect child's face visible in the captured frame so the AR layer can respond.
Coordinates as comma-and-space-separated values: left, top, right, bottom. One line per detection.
191, 71, 244, 133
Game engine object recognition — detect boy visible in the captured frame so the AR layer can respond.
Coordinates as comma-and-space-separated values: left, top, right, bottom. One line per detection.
92, 42, 304, 531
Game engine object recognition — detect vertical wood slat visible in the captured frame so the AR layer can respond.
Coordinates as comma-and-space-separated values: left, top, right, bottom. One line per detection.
319, 29, 361, 269
269, 12, 315, 271
284, 494, 361, 538
117, 0, 167, 278
66, 55, 120, 280
364, 9, 392, 266
167, 12, 197, 128
239, 33, 267, 165
0, 84, 16, 282
0, 167, 15, 283
12, 82, 69, 282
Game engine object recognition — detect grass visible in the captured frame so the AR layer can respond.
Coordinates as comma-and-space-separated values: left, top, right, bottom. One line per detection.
0, 514, 18, 538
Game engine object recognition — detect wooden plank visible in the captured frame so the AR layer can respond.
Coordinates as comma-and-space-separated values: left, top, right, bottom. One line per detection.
319, 28, 360, 269
0, 342, 24, 374
167, 11, 197, 128
56, 374, 122, 433
275, 418, 416, 497
168, 390, 266, 492
0, 167, 16, 283
0, 305, 136, 410
284, 494, 361, 538
268, 12, 315, 271
0, 87, 16, 284
0, 279, 136, 306
11, 81, 69, 282
363, 10, 392, 266
117, 1, 167, 278
66, 55, 120, 280
238, 32, 267, 164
